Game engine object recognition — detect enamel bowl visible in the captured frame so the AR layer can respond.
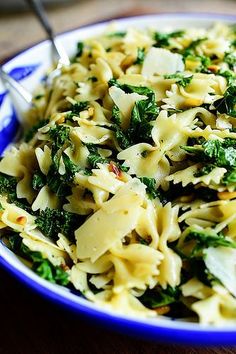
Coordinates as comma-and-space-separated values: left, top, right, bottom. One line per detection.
0, 13, 236, 345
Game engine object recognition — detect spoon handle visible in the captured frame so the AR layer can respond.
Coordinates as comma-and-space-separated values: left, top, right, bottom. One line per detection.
0, 66, 33, 104
25, 0, 70, 66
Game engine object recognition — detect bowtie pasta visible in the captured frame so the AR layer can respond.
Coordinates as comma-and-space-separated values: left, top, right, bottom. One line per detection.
1, 22, 236, 324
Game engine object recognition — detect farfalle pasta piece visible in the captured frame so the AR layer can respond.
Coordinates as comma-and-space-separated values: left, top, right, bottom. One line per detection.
109, 242, 163, 293
166, 164, 227, 188
75, 179, 145, 262
157, 203, 182, 288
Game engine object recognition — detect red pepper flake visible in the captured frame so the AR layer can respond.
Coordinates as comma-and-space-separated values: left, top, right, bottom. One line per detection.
154, 306, 170, 315
207, 65, 219, 73
16, 216, 27, 225
108, 162, 122, 179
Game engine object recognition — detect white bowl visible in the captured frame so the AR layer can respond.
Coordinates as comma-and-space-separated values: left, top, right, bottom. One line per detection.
0, 13, 236, 345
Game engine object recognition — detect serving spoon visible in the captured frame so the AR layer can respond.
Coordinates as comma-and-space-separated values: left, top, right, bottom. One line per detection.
0, 0, 70, 108
25, 0, 70, 84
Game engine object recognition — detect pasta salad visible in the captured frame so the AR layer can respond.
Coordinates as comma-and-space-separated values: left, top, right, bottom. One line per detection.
0, 22, 236, 324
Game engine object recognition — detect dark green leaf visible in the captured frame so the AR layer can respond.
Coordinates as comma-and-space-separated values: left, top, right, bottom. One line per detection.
111, 104, 122, 125
224, 52, 236, 70
154, 30, 185, 47
182, 37, 208, 58
48, 125, 70, 153
0, 172, 17, 202
134, 48, 145, 64
35, 207, 81, 242
222, 168, 236, 185
164, 73, 193, 87
107, 31, 126, 38
193, 164, 215, 177
75, 42, 84, 57
185, 229, 236, 257
32, 171, 46, 191
8, 233, 69, 285
140, 285, 180, 308
182, 138, 236, 168
214, 85, 236, 117
24, 119, 49, 142
217, 70, 236, 85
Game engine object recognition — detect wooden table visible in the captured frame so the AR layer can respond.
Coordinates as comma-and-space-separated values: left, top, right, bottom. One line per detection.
0, 1, 236, 353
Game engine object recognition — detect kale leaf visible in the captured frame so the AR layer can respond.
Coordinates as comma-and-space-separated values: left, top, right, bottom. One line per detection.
0, 173, 17, 201
217, 70, 236, 85
107, 31, 126, 38
47, 153, 79, 197
222, 168, 236, 185
139, 285, 180, 308
35, 207, 81, 242
182, 37, 208, 58
153, 30, 184, 47
75, 42, 84, 58
182, 138, 236, 168
184, 229, 236, 258
67, 101, 89, 121
48, 125, 70, 153
86, 144, 108, 168
24, 119, 49, 142
8, 233, 69, 285
213, 85, 236, 118
224, 52, 236, 70
164, 73, 193, 87
32, 171, 46, 191
193, 164, 215, 177
108, 80, 159, 144
134, 48, 145, 64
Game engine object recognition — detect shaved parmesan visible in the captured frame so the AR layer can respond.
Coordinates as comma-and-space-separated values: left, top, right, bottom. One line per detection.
204, 246, 236, 297
141, 47, 184, 77
75, 179, 145, 262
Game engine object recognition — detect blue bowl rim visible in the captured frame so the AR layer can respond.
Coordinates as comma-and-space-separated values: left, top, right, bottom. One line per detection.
1, 12, 236, 346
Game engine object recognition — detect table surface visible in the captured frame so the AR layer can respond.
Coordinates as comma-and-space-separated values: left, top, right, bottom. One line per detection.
0, 1, 236, 353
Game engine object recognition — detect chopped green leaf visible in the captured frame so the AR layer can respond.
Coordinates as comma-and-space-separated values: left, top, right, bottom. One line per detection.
0, 172, 17, 202
139, 177, 166, 202
113, 125, 131, 149
86, 144, 108, 168
67, 101, 89, 121
184, 229, 236, 258
88, 76, 98, 82
46, 154, 79, 197
154, 30, 185, 47
48, 125, 70, 153
222, 168, 236, 185
182, 138, 236, 168
24, 119, 49, 143
224, 52, 236, 70
107, 31, 126, 38
8, 233, 69, 285
193, 164, 215, 177
217, 70, 236, 85
34, 94, 44, 100
213, 85, 236, 117
134, 47, 145, 64
164, 73, 193, 87
140, 285, 180, 308
182, 37, 208, 58
35, 207, 81, 242
75, 42, 84, 58
32, 171, 46, 191
111, 104, 122, 126
139, 177, 158, 199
